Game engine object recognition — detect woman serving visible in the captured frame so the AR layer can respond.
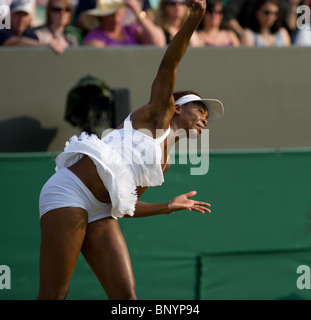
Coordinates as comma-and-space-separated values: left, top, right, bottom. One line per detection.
37, 0, 224, 300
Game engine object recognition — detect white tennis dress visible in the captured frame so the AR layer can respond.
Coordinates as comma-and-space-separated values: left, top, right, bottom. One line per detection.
39, 114, 170, 220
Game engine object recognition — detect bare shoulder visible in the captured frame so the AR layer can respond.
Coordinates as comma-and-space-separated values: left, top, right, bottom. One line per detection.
130, 103, 172, 133
240, 28, 255, 46
116, 95, 172, 132
130, 104, 154, 127
279, 27, 291, 46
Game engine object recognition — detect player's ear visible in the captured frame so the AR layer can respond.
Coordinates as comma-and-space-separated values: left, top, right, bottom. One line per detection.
175, 104, 182, 115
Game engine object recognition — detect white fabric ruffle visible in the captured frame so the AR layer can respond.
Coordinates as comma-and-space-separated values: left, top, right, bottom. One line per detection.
55, 132, 137, 219
103, 127, 166, 188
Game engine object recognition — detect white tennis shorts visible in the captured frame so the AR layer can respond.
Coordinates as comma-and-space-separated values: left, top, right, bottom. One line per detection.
39, 167, 113, 223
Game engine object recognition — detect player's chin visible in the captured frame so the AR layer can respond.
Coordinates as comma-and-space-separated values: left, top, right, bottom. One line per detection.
188, 128, 201, 139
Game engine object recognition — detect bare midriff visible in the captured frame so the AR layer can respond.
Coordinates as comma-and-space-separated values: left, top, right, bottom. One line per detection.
68, 156, 111, 204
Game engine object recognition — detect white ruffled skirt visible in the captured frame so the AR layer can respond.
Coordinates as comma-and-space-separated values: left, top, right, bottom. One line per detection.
55, 133, 137, 219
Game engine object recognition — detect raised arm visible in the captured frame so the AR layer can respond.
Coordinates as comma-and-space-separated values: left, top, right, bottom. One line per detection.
131, 0, 206, 132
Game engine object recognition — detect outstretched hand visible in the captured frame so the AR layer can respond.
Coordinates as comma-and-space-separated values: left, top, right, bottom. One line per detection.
169, 191, 211, 214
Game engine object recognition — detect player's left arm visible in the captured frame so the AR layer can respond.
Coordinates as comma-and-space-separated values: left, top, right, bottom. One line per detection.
126, 190, 211, 218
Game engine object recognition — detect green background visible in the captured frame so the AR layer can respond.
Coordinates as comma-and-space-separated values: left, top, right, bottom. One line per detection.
1, 150, 311, 300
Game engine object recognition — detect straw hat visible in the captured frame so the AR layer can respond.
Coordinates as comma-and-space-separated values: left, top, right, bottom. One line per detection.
86, 0, 124, 16
79, 0, 125, 30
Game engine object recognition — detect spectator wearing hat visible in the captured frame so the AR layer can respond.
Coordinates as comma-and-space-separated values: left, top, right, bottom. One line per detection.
73, 0, 154, 33
0, 0, 39, 46
82, 0, 166, 47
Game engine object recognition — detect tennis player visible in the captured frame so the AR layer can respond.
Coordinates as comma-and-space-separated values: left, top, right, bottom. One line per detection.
37, 0, 224, 300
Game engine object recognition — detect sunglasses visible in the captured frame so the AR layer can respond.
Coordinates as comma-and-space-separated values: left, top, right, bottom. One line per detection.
51, 7, 71, 13
166, 1, 186, 6
261, 9, 279, 16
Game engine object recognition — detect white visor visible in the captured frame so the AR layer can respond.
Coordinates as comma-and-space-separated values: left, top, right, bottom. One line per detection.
175, 94, 224, 122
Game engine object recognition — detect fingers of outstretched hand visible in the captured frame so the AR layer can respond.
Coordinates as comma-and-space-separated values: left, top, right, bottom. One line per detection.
190, 204, 211, 214
195, 201, 211, 207
198, 205, 211, 214
182, 192, 212, 213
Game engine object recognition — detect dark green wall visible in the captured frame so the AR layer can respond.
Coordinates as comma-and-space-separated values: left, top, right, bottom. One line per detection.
1, 151, 311, 300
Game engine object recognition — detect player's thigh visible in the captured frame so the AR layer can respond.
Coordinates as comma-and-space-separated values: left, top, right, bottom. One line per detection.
81, 217, 137, 300
38, 207, 88, 299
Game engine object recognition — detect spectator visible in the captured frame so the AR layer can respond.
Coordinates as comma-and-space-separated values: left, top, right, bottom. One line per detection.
154, 0, 201, 45
82, 0, 165, 47
197, 0, 240, 46
223, 0, 304, 41
0, 0, 40, 46
34, 0, 82, 54
35, 0, 78, 27
0, 0, 37, 25
241, 0, 291, 46
73, 0, 155, 31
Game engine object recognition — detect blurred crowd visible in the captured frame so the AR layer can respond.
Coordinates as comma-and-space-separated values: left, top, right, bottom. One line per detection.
0, 0, 310, 54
